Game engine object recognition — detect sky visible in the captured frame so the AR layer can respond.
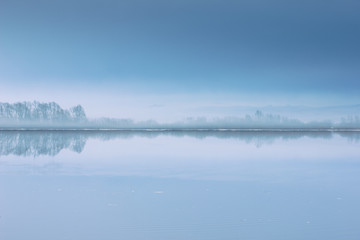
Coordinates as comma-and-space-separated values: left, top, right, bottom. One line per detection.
0, 0, 359, 120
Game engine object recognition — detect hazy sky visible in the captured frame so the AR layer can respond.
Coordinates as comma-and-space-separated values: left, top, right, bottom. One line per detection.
1, 0, 359, 119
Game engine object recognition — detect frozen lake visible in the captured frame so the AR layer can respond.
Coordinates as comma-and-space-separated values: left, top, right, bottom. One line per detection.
1, 130, 360, 240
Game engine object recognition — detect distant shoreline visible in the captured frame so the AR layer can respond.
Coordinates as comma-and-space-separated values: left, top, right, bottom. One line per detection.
0, 128, 359, 132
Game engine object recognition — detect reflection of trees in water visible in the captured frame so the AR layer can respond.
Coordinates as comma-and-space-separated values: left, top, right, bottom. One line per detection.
0, 131, 87, 157
0, 130, 358, 157
336, 131, 360, 143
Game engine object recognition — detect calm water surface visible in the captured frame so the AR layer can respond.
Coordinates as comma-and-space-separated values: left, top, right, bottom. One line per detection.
0, 131, 360, 240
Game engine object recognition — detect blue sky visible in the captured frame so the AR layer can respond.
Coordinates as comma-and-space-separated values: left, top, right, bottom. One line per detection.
1, 0, 359, 119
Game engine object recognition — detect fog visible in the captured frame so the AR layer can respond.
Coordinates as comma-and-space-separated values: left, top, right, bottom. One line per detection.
1, 101, 359, 129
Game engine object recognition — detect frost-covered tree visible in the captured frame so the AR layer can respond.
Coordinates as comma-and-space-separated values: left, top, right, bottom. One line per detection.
69, 105, 86, 121
0, 101, 87, 123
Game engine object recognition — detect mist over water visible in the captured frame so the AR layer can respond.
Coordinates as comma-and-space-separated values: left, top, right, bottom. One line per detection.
1, 101, 360, 240
1, 102, 360, 240
1, 101, 360, 129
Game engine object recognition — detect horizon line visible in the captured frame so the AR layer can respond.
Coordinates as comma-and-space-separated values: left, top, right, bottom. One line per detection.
1, 128, 360, 132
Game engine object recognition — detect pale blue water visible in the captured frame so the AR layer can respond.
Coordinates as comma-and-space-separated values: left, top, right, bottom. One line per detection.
0, 131, 360, 240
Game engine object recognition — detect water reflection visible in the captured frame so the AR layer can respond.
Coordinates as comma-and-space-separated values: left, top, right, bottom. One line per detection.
0, 130, 359, 157
1, 130, 360, 240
